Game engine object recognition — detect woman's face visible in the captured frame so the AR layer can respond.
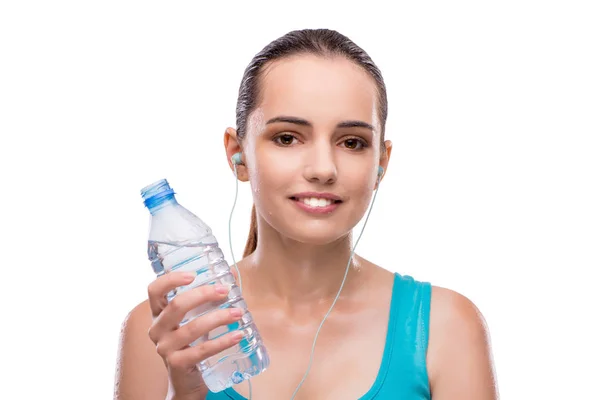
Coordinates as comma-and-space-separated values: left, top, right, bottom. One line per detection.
241, 54, 391, 245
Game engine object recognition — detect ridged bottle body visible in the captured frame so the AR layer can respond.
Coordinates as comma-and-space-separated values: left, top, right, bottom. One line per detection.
141, 179, 269, 392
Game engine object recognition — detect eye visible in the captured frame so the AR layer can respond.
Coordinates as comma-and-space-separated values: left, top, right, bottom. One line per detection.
273, 133, 298, 146
341, 137, 368, 150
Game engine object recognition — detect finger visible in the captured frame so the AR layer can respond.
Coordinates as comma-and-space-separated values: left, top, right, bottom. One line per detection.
150, 284, 231, 340
147, 272, 196, 317
165, 330, 245, 371
158, 307, 244, 355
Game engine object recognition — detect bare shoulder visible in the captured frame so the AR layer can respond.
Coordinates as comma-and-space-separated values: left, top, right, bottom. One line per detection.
115, 300, 168, 399
427, 286, 499, 400
122, 299, 153, 329
430, 286, 489, 336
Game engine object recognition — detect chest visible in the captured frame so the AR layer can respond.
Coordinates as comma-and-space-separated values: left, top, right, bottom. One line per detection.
230, 304, 391, 400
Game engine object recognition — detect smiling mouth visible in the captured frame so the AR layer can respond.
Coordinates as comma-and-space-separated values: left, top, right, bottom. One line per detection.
289, 196, 343, 208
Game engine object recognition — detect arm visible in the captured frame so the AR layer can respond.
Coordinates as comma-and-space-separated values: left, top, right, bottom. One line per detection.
114, 300, 169, 400
428, 286, 499, 400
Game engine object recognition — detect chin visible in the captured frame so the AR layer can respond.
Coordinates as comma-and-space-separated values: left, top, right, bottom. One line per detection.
280, 220, 353, 246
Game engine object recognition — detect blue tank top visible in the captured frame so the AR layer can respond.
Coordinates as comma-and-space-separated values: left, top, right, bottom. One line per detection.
207, 273, 432, 399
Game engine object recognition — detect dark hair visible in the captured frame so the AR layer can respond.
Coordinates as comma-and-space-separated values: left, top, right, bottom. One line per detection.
237, 29, 388, 257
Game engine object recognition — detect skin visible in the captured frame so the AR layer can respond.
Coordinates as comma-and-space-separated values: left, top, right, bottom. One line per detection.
115, 55, 498, 400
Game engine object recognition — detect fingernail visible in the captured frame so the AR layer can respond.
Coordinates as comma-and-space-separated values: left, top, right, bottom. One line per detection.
215, 285, 230, 294
230, 308, 243, 317
232, 331, 244, 341
184, 273, 197, 281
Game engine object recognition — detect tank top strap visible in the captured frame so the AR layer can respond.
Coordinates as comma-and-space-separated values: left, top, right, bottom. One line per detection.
394, 273, 431, 368
369, 272, 432, 399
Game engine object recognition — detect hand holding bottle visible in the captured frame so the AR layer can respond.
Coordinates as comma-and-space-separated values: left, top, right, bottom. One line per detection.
146, 271, 245, 399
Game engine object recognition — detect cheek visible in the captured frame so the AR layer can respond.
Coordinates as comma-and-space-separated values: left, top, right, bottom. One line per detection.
353, 182, 377, 214
248, 155, 291, 205
249, 145, 295, 187
344, 171, 377, 215
344, 163, 376, 192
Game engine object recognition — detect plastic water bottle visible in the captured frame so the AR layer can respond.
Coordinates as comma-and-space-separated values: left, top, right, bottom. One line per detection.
141, 178, 270, 392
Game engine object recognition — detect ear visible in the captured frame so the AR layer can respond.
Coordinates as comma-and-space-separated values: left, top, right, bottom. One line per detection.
375, 139, 393, 189
224, 128, 249, 182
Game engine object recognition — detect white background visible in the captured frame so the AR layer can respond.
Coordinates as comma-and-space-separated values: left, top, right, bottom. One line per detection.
1, 1, 598, 399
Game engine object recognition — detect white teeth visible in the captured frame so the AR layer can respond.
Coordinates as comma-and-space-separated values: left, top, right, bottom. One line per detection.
301, 197, 333, 207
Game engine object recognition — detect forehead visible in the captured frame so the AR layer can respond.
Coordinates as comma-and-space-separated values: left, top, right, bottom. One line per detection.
253, 54, 379, 129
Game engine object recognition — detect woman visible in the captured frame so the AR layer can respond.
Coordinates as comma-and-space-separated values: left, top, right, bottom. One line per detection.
115, 29, 498, 400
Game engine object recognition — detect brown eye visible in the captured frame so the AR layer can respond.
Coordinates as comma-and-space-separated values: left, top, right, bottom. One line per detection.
342, 138, 366, 150
274, 134, 297, 146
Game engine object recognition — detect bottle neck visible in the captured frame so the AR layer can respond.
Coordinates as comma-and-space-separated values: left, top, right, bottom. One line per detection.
147, 194, 178, 215
141, 179, 179, 215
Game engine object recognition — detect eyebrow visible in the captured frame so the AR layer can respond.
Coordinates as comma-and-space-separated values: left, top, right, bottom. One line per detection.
266, 116, 375, 131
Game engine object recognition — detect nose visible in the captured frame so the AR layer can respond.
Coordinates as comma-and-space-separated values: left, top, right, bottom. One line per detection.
303, 138, 337, 185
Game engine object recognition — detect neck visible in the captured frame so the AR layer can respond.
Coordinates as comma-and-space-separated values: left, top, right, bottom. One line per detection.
243, 217, 367, 308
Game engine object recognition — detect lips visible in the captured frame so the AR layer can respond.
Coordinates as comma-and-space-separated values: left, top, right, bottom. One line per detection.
289, 192, 343, 214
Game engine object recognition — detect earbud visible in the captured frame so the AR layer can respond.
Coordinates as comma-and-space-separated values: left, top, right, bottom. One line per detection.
231, 152, 243, 165
377, 166, 384, 178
